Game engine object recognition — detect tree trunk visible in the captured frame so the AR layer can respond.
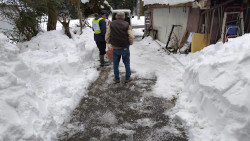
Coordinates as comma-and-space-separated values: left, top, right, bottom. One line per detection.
137, 0, 140, 20
114, 0, 118, 9
58, 15, 72, 38
77, 0, 83, 34
47, 4, 58, 31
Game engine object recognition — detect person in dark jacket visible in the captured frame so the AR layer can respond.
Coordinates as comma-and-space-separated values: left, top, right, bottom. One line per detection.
105, 11, 134, 83
92, 10, 110, 67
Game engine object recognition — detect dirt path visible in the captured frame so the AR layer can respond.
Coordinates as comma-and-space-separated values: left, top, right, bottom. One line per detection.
58, 66, 187, 141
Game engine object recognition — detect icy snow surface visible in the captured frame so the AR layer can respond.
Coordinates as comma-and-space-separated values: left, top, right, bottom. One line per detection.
0, 28, 99, 140
175, 34, 250, 141
143, 0, 195, 6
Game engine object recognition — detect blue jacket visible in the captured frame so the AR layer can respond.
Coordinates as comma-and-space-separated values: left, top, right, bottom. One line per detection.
93, 16, 106, 42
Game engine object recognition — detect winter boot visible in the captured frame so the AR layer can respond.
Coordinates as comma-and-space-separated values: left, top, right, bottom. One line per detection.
100, 55, 109, 67
125, 78, 132, 83
113, 78, 120, 84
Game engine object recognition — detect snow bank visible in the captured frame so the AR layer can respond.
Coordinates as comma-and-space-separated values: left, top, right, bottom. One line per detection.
176, 34, 250, 141
131, 16, 145, 26
143, 0, 194, 6
0, 28, 99, 140
131, 16, 145, 37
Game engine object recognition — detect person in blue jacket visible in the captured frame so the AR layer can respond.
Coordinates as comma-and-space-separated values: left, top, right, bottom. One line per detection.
92, 10, 110, 67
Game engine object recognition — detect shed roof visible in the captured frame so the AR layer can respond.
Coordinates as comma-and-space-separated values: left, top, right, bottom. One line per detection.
143, 0, 195, 6
112, 9, 131, 13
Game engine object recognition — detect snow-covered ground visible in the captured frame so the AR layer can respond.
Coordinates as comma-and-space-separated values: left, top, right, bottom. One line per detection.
1, 15, 250, 141
0, 27, 99, 140
0, 16, 145, 140
131, 33, 250, 141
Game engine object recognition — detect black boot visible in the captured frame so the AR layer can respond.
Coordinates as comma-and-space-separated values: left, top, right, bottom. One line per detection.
100, 55, 109, 67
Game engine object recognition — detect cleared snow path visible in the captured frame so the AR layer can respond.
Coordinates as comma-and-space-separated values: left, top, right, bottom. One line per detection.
57, 39, 188, 141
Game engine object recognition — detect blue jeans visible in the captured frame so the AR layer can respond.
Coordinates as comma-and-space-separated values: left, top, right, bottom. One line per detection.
113, 46, 131, 80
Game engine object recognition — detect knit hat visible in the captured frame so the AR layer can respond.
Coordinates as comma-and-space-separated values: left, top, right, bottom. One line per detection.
116, 11, 125, 17
101, 10, 109, 17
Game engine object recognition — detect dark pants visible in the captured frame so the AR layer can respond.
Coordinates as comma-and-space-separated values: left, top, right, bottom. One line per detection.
96, 41, 106, 55
113, 46, 131, 80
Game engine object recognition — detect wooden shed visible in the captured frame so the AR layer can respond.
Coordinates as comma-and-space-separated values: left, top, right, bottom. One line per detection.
197, 0, 250, 44
143, 0, 195, 45
143, 0, 250, 52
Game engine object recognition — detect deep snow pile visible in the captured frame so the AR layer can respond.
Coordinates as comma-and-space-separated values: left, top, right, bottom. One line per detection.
0, 28, 99, 140
175, 34, 250, 141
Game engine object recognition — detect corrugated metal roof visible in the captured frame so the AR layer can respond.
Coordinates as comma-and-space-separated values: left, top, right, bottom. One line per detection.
142, 0, 195, 6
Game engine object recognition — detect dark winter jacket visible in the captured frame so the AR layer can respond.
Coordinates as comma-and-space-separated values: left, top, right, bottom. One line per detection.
93, 15, 107, 42
109, 19, 130, 48
105, 21, 134, 49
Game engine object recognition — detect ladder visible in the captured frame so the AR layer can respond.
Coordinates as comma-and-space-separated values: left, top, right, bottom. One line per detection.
221, 6, 244, 43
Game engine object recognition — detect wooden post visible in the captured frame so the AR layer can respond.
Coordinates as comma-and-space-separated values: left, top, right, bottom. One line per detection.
221, 12, 227, 43
216, 7, 221, 42
248, 22, 250, 33
209, 9, 215, 44
205, 12, 208, 43
245, 7, 249, 32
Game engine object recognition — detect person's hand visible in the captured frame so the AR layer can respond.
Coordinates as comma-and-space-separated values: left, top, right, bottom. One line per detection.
107, 44, 112, 49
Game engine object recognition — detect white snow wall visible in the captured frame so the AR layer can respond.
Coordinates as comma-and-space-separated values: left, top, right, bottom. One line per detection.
182, 34, 250, 141
152, 7, 189, 44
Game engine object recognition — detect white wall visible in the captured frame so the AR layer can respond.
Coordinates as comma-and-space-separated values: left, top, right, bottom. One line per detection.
153, 7, 190, 44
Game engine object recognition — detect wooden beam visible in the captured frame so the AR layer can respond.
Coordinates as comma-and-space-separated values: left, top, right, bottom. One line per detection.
179, 30, 189, 49
216, 8, 221, 41
248, 22, 250, 33
209, 9, 215, 44
201, 0, 236, 14
148, 2, 193, 9
245, 7, 249, 30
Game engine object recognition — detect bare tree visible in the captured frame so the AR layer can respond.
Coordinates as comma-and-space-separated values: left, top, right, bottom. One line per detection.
70, 0, 83, 34
58, 14, 72, 38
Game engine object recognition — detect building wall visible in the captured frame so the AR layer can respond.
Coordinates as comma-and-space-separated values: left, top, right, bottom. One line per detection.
152, 7, 190, 44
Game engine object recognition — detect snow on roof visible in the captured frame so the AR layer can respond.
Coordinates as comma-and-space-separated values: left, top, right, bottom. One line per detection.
112, 9, 131, 13
81, 0, 90, 4
142, 0, 195, 6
